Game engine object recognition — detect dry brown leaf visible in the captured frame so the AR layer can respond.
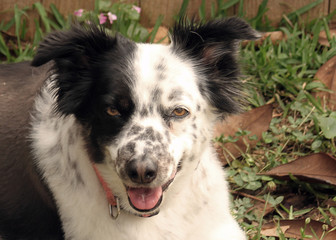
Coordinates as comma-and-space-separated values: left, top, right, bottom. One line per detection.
214, 104, 273, 165
262, 153, 336, 187
318, 22, 336, 47
318, 30, 336, 47
261, 224, 290, 237
147, 26, 169, 44
319, 22, 336, 47
243, 31, 286, 46
248, 200, 274, 219
313, 55, 336, 110
261, 219, 336, 240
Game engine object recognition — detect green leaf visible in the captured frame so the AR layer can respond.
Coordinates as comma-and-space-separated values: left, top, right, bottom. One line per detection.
261, 175, 273, 181
0, 34, 10, 60
305, 81, 326, 91
233, 175, 244, 187
317, 114, 336, 139
50, 3, 66, 28
33, 2, 51, 33
293, 208, 314, 216
245, 181, 262, 191
330, 207, 336, 216
311, 140, 322, 151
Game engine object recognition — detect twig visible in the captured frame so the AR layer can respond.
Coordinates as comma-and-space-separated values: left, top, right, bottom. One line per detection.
230, 190, 266, 203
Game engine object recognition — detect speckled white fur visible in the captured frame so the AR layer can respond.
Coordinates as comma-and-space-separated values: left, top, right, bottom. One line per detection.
31, 42, 246, 240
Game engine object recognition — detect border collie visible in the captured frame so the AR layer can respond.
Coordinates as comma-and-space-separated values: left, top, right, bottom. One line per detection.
0, 18, 258, 239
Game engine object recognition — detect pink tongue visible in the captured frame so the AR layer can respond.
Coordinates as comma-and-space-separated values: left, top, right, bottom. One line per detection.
127, 187, 162, 210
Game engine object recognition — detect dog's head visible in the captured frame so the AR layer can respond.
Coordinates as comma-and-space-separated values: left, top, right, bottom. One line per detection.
32, 18, 259, 216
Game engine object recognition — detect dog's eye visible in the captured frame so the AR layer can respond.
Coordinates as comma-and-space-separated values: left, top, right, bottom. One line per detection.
172, 107, 189, 118
107, 107, 121, 117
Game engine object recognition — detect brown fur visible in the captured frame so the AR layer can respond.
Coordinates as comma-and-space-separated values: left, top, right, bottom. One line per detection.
0, 62, 63, 239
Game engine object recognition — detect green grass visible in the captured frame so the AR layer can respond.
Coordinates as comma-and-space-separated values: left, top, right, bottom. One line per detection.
1, 0, 336, 239
226, 19, 336, 240
0, 0, 163, 62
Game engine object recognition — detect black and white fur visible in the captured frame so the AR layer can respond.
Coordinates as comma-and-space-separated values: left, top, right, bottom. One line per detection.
0, 18, 258, 239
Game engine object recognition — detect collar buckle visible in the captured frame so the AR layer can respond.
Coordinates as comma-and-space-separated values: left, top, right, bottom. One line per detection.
109, 197, 121, 220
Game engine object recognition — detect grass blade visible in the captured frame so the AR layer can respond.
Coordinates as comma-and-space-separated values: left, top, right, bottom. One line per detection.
176, 0, 189, 19
33, 2, 51, 33
250, 0, 269, 29
148, 15, 164, 43
198, 0, 206, 22
221, 0, 240, 11
33, 18, 43, 47
237, 0, 245, 18
2, 18, 15, 32
285, 0, 323, 23
304, 91, 324, 113
13, 4, 25, 53
0, 34, 11, 60
50, 3, 66, 28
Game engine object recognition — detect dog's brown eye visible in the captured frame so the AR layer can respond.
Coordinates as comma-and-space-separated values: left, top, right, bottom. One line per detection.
107, 107, 120, 117
172, 108, 189, 118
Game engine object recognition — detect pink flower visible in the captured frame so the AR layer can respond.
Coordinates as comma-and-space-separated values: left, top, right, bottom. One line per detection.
99, 13, 107, 25
132, 5, 141, 14
74, 9, 84, 17
107, 12, 117, 24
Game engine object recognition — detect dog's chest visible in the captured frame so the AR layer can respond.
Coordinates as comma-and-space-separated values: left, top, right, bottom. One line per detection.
57, 169, 207, 240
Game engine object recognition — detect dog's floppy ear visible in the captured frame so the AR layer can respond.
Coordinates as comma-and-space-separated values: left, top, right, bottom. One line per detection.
32, 25, 124, 117
171, 17, 260, 115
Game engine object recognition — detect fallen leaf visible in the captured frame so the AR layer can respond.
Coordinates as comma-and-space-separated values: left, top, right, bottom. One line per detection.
313, 55, 336, 110
147, 26, 169, 44
262, 153, 336, 187
318, 22, 336, 47
243, 31, 286, 46
214, 104, 273, 165
318, 30, 336, 47
261, 219, 336, 240
247, 200, 275, 219
261, 224, 290, 237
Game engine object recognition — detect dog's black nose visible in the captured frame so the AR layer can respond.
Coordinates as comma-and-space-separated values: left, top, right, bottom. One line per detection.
126, 159, 158, 184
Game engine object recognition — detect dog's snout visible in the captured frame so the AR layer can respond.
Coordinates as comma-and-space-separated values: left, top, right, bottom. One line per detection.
126, 159, 158, 184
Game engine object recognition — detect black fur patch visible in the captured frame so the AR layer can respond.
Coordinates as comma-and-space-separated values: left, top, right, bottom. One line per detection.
155, 60, 167, 80
171, 18, 260, 115
32, 25, 138, 163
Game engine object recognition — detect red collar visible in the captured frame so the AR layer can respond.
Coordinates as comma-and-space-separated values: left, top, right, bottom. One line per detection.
92, 163, 120, 219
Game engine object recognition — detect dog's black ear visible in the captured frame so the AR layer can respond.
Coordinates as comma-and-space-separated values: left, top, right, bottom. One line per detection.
171, 17, 260, 114
32, 25, 116, 67
32, 25, 127, 117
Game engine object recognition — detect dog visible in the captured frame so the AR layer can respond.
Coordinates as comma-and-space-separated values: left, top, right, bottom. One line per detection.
0, 18, 258, 239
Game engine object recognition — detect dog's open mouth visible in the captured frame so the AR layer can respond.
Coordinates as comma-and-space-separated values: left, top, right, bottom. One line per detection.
126, 174, 175, 212
127, 187, 163, 211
